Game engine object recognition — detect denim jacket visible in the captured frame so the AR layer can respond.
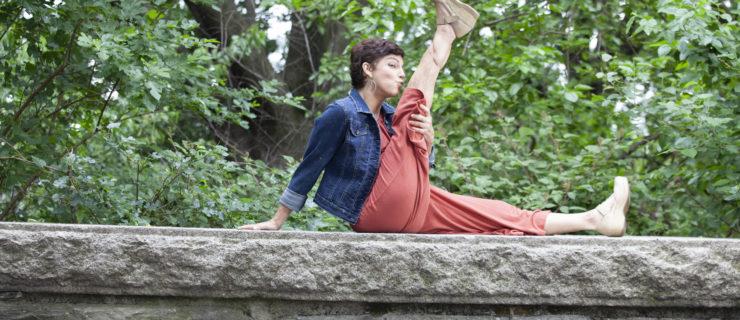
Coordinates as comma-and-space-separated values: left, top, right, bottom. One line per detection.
279, 88, 435, 224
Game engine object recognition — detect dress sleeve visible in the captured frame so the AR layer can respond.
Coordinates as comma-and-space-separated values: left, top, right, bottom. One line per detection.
279, 105, 347, 211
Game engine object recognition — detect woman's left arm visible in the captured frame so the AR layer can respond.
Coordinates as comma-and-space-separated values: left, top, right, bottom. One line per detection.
410, 104, 434, 151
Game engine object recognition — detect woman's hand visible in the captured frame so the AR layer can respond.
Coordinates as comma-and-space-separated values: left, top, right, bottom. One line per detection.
410, 104, 434, 151
238, 219, 282, 230
238, 204, 291, 231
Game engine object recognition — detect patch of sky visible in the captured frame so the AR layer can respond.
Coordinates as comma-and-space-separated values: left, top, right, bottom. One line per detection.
263, 4, 291, 72
614, 83, 653, 136
589, 30, 599, 52
480, 27, 493, 38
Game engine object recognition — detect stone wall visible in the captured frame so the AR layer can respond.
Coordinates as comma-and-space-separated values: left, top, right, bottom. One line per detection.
1, 222, 738, 319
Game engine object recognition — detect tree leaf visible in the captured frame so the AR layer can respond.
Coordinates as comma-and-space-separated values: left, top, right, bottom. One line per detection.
658, 45, 671, 56
31, 156, 47, 168
518, 127, 535, 137
680, 148, 697, 158
625, 15, 636, 34
565, 91, 579, 102
508, 83, 523, 96
584, 145, 601, 154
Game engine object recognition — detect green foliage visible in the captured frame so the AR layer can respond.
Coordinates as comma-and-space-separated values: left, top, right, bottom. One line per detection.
2, 0, 738, 237
0, 0, 340, 230
428, 0, 739, 237
331, 0, 739, 237
21, 128, 345, 230
621, 0, 740, 236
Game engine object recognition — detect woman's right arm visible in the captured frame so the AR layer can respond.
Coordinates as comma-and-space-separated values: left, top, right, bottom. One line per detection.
238, 204, 292, 230
238, 105, 347, 231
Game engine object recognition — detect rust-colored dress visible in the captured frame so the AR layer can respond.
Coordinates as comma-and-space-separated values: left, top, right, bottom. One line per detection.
351, 88, 550, 235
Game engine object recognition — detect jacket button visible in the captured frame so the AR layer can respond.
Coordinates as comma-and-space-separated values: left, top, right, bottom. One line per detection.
355, 129, 359, 135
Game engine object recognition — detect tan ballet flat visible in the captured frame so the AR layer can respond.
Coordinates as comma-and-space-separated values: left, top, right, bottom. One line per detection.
435, 0, 480, 38
595, 176, 630, 237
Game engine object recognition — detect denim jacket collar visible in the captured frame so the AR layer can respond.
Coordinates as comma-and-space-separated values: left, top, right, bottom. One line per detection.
348, 88, 395, 123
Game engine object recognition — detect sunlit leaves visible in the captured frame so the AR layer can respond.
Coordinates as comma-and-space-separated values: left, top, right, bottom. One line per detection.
425, 0, 739, 237
0, 0, 295, 226
1, 0, 737, 236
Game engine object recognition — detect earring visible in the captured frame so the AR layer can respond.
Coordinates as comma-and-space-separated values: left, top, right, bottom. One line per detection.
369, 79, 377, 92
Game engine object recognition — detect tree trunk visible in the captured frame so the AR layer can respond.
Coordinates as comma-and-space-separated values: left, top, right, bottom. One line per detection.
185, 0, 350, 166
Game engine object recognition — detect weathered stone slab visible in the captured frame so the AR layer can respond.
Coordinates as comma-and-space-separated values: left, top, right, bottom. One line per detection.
1, 293, 737, 320
1, 222, 739, 311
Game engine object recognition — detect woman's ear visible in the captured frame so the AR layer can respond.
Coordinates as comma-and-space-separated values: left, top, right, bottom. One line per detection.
362, 62, 374, 79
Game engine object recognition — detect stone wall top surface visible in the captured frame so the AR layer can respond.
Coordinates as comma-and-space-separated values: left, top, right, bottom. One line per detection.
1, 222, 739, 308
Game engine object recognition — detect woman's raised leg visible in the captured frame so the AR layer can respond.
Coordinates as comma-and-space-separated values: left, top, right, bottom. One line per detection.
352, 2, 479, 233
353, 16, 465, 233
405, 0, 479, 105
405, 22, 455, 107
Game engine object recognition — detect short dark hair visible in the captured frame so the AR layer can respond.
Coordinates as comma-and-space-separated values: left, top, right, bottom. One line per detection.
349, 38, 405, 89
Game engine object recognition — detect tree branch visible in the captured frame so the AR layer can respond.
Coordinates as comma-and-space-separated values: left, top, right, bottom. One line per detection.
117, 110, 166, 123
46, 93, 95, 119
87, 60, 97, 89
224, 51, 266, 84
0, 136, 27, 161
439, 133, 475, 191
203, 117, 247, 159
294, 9, 321, 117
496, 110, 537, 184
618, 133, 661, 159
96, 79, 120, 130
0, 9, 21, 42
294, 12, 316, 74
62, 129, 101, 159
0, 106, 169, 221
528, 30, 568, 45
0, 172, 42, 221
484, 12, 529, 26
2, 21, 81, 137
0, 157, 69, 174
583, 133, 621, 177
48, 91, 65, 135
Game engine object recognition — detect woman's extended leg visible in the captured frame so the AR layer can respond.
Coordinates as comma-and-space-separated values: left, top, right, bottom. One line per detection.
544, 176, 629, 236
405, 21, 455, 107
544, 211, 600, 234
418, 177, 629, 236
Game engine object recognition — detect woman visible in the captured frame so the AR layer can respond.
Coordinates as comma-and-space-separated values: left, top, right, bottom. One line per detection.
239, 0, 629, 236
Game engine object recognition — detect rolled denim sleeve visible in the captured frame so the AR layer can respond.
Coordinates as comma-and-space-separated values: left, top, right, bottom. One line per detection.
428, 145, 436, 169
279, 105, 346, 212
279, 188, 307, 212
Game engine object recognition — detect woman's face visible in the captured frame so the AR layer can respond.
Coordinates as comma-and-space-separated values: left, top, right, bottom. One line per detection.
364, 54, 405, 98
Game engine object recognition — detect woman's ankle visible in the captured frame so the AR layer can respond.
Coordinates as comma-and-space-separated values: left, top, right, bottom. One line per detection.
435, 24, 456, 41
584, 209, 601, 231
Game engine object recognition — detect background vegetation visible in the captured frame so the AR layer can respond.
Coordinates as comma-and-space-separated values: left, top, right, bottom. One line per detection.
1, 0, 738, 237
